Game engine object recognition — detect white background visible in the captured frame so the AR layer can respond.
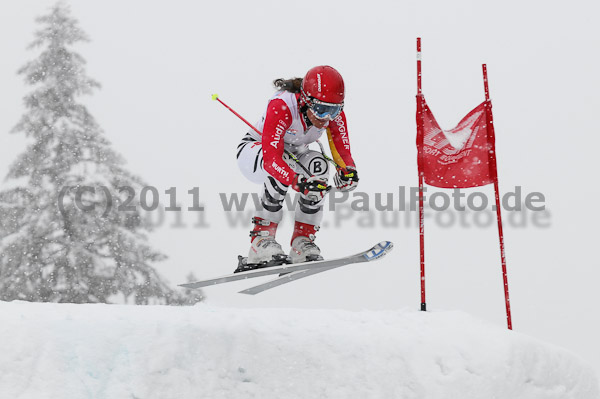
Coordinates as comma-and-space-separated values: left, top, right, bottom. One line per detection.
1, 0, 599, 375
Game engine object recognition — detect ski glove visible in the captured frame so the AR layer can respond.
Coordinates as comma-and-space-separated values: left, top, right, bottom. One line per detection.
333, 166, 359, 192
292, 174, 330, 202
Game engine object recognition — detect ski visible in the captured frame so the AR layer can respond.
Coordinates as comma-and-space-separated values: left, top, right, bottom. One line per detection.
239, 241, 393, 294
179, 241, 393, 291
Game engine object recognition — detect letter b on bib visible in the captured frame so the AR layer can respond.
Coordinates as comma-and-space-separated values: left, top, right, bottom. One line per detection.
304, 151, 329, 178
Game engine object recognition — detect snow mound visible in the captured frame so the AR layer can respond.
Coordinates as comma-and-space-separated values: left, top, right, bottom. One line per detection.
0, 301, 597, 399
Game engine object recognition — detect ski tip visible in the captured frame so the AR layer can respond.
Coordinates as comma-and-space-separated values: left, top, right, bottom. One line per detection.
363, 241, 394, 261
380, 240, 393, 249
378, 241, 394, 254
211, 93, 219, 101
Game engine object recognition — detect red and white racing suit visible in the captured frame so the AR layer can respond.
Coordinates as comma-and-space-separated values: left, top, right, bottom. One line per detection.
237, 90, 356, 226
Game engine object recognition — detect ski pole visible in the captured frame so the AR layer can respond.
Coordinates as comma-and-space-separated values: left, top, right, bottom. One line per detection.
212, 94, 262, 137
316, 140, 341, 169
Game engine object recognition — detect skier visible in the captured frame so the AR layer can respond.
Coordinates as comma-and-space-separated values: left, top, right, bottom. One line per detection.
236, 65, 359, 271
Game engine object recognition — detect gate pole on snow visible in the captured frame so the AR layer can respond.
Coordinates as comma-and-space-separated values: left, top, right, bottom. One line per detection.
416, 38, 427, 312
482, 65, 513, 330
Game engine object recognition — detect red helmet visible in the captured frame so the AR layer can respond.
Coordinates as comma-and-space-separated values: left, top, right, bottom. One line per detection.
302, 65, 345, 105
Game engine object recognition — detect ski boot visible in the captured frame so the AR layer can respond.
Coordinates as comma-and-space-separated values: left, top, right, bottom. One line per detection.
234, 217, 290, 273
289, 221, 323, 264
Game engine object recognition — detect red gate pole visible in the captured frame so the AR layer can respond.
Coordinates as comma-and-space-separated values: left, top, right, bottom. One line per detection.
417, 38, 427, 311
482, 64, 513, 329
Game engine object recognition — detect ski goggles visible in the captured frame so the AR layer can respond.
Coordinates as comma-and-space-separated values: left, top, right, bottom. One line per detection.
308, 98, 343, 120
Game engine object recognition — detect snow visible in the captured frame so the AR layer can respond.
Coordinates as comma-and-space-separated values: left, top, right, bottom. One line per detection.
0, 301, 597, 399
435, 108, 484, 152
440, 129, 470, 152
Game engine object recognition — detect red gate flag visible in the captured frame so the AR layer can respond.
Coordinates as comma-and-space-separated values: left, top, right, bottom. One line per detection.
415, 38, 511, 329
418, 99, 496, 188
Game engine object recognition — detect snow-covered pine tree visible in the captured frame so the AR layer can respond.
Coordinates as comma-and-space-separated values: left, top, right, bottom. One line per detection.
0, 2, 202, 305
